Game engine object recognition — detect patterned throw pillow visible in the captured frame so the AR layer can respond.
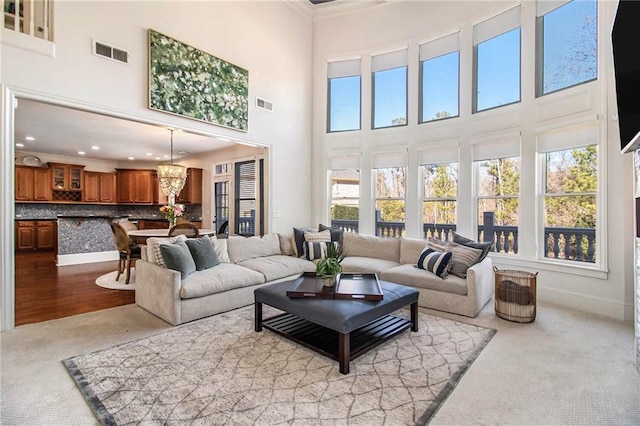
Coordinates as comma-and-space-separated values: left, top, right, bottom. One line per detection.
149, 234, 188, 267
304, 241, 339, 261
452, 232, 494, 262
427, 238, 483, 278
304, 230, 331, 243
417, 246, 453, 279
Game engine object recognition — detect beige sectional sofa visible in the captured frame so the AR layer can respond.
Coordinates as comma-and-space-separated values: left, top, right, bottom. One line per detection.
135, 231, 493, 325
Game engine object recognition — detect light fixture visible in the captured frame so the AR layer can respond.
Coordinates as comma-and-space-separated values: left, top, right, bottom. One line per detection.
128, 157, 135, 160
78, 151, 86, 155
25, 136, 35, 141
91, 146, 100, 150
157, 128, 187, 204
16, 143, 24, 148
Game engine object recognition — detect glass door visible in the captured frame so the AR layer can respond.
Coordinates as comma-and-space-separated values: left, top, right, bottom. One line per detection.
214, 180, 230, 236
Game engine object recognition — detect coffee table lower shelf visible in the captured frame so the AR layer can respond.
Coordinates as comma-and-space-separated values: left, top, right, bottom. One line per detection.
260, 312, 412, 374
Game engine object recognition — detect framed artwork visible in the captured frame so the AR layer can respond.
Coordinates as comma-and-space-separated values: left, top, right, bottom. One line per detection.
148, 29, 249, 131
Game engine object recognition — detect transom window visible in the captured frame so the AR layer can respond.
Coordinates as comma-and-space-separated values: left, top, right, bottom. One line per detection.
419, 33, 460, 123
372, 49, 408, 129
327, 58, 362, 132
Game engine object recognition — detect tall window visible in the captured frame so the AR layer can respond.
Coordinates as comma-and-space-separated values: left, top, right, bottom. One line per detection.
372, 49, 408, 129
543, 146, 597, 263
476, 156, 520, 254
473, 6, 521, 112
420, 33, 460, 123
330, 170, 360, 233
374, 167, 406, 238
327, 58, 361, 132
421, 162, 458, 240
234, 159, 263, 237
536, 0, 597, 96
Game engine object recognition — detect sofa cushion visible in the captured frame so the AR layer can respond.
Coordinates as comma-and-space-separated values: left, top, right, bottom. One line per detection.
185, 236, 219, 271
380, 264, 468, 296
293, 227, 316, 258
227, 234, 281, 263
238, 255, 316, 281
277, 232, 296, 256
319, 223, 344, 243
340, 256, 401, 274
147, 235, 187, 266
417, 247, 453, 279
400, 237, 430, 265
453, 232, 494, 262
426, 238, 483, 279
159, 240, 197, 279
208, 237, 231, 263
180, 263, 265, 299
342, 232, 401, 262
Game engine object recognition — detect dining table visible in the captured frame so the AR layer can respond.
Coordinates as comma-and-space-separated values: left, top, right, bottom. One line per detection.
128, 228, 216, 242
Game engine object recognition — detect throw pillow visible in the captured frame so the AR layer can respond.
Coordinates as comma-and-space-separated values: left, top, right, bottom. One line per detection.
149, 234, 188, 267
452, 232, 494, 262
159, 240, 196, 278
185, 236, 219, 271
208, 237, 231, 263
304, 241, 339, 261
427, 238, 483, 278
303, 230, 331, 242
417, 246, 453, 280
319, 223, 344, 243
277, 232, 296, 256
293, 227, 316, 258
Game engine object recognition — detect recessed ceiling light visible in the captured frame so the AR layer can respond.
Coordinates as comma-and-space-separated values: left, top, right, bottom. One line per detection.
25, 136, 35, 141
146, 153, 153, 156
128, 157, 135, 160
217, 137, 231, 142
78, 151, 86, 155
91, 146, 100, 150
155, 157, 161, 160
16, 143, 24, 148
163, 155, 169, 158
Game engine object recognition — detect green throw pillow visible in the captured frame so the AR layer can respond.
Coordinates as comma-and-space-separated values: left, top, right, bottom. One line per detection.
185, 236, 220, 271
159, 240, 196, 278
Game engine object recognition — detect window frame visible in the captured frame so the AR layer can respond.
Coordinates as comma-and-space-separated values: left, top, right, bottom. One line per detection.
419, 51, 460, 124
371, 65, 409, 130
373, 166, 407, 238
420, 161, 459, 240
327, 75, 362, 133
329, 169, 361, 233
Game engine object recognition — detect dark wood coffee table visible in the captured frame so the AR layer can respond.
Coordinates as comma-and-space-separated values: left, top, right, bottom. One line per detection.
254, 278, 419, 374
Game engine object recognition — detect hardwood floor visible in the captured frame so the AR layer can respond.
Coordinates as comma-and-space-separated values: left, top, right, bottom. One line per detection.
14, 251, 135, 326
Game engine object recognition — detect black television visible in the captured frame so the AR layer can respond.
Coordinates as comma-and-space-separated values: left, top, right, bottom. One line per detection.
612, 0, 640, 152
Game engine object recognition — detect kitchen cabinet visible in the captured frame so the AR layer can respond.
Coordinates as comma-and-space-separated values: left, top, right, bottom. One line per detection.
15, 220, 56, 251
116, 169, 160, 204
138, 219, 169, 230
176, 168, 203, 204
84, 172, 116, 204
15, 166, 52, 201
50, 163, 84, 202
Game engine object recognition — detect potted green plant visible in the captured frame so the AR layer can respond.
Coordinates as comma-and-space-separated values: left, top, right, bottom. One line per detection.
315, 243, 344, 287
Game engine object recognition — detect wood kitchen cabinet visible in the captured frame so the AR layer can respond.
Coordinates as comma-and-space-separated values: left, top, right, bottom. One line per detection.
175, 168, 203, 204
15, 166, 52, 202
116, 169, 160, 204
50, 163, 84, 191
84, 172, 116, 203
15, 220, 56, 251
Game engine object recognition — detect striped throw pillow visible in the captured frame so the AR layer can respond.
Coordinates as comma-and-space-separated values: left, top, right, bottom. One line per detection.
427, 238, 483, 278
304, 241, 339, 261
417, 246, 453, 279
304, 230, 331, 243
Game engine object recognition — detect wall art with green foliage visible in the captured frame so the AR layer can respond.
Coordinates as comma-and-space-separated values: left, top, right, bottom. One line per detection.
148, 29, 248, 131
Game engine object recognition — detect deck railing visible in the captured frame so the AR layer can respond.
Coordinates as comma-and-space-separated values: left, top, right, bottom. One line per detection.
331, 212, 596, 263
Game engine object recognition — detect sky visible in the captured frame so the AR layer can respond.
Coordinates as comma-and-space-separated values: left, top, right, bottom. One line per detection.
328, 0, 597, 131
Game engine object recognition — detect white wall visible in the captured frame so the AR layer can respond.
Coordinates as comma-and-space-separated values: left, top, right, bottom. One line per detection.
1, 1, 313, 329
311, 1, 634, 321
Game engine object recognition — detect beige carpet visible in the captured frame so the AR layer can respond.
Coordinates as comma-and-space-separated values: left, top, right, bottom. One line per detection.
62, 305, 494, 424
95, 269, 135, 290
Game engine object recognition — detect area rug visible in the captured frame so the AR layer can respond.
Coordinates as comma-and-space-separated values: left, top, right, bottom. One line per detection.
63, 305, 495, 425
95, 269, 135, 290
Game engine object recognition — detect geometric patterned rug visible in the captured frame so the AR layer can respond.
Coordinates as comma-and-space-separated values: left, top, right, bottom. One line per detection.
63, 305, 495, 425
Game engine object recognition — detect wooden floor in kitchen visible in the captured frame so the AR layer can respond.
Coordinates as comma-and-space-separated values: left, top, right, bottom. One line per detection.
14, 251, 135, 326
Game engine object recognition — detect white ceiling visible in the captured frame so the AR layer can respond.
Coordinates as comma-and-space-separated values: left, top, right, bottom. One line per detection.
13, 98, 238, 164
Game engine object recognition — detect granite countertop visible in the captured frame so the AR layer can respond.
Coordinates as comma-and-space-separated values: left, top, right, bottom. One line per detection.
15, 218, 58, 221
56, 215, 129, 219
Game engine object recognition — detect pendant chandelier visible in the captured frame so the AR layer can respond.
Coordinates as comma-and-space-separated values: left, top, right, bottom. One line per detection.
157, 129, 187, 198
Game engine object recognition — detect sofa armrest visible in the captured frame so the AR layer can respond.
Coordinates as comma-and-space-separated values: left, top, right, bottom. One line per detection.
464, 256, 494, 314
135, 260, 183, 325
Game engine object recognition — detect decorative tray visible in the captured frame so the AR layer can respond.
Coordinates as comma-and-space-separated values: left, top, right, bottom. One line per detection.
286, 272, 383, 301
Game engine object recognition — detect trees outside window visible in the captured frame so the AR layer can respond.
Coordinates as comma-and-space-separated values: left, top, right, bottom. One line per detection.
544, 145, 597, 262
374, 167, 406, 238
422, 162, 458, 240
537, 0, 597, 96
476, 157, 520, 253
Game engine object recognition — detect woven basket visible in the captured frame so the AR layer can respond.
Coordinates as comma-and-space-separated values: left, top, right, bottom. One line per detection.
494, 267, 537, 323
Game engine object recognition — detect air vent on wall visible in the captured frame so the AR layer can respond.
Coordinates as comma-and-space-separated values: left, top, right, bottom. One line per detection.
92, 39, 129, 64
256, 97, 274, 112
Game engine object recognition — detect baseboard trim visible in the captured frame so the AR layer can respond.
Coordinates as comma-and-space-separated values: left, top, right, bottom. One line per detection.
57, 251, 119, 266
538, 286, 633, 322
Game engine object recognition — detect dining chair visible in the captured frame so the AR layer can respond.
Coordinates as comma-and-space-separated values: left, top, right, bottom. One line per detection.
168, 222, 200, 238
217, 220, 229, 237
110, 222, 142, 284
